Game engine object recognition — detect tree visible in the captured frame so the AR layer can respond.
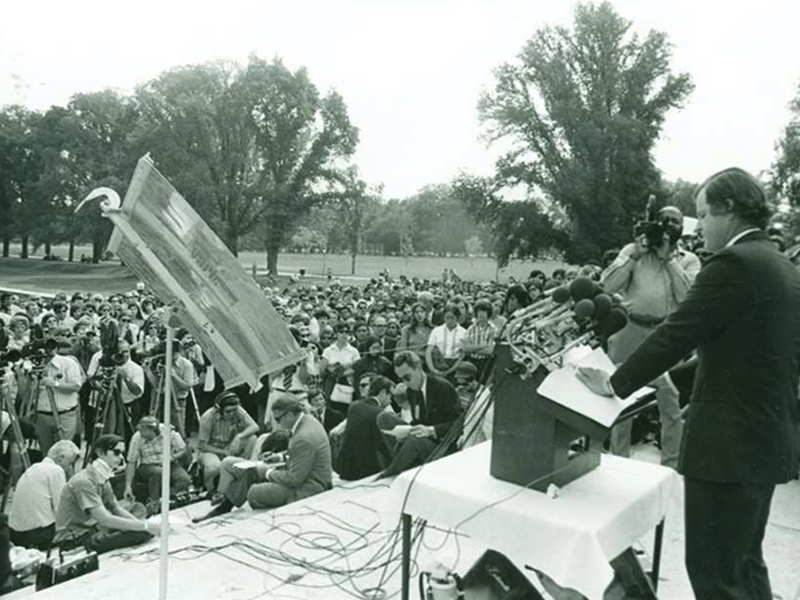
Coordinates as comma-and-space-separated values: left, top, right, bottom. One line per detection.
334, 168, 381, 274
452, 172, 567, 267
63, 90, 139, 262
134, 56, 359, 273
662, 178, 698, 218
479, 2, 694, 262
772, 83, 800, 244
0, 105, 44, 258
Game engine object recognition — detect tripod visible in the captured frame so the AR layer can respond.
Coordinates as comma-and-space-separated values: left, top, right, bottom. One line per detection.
0, 370, 31, 512
83, 368, 132, 468
149, 363, 187, 438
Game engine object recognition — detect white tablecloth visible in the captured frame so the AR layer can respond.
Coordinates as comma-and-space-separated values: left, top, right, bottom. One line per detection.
389, 441, 679, 600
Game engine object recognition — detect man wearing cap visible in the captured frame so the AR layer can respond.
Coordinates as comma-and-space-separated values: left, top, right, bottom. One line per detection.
601, 202, 700, 468
192, 394, 332, 521
124, 416, 192, 503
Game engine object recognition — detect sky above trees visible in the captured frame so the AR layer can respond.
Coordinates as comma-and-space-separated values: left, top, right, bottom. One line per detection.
1, 0, 799, 198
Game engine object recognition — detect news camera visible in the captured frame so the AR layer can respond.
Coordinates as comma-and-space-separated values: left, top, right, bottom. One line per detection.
634, 194, 682, 249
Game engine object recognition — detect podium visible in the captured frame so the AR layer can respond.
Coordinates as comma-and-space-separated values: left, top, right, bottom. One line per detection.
490, 344, 653, 492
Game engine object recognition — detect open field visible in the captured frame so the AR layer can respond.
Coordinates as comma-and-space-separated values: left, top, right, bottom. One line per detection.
1, 243, 565, 296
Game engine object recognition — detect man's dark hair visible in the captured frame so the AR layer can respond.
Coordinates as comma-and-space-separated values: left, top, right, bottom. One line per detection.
504, 284, 531, 310
334, 321, 351, 334
552, 268, 566, 279
529, 269, 546, 280
393, 350, 421, 370
473, 299, 493, 319
699, 167, 771, 230
443, 304, 461, 320
94, 434, 124, 456
368, 375, 394, 397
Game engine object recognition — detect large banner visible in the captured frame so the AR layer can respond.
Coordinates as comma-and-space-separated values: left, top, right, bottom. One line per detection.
105, 155, 304, 389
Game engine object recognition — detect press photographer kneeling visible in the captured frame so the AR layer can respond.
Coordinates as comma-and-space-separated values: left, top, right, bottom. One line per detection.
601, 196, 701, 467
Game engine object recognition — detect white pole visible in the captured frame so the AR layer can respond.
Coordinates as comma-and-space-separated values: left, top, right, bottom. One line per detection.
159, 325, 174, 600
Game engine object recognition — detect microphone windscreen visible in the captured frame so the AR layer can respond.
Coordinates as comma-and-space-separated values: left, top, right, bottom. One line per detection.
603, 307, 629, 337
573, 298, 596, 319
551, 286, 571, 304
569, 276, 596, 301
593, 293, 612, 318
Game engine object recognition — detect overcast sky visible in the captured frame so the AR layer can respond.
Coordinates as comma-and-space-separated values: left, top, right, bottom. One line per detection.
1, 0, 799, 199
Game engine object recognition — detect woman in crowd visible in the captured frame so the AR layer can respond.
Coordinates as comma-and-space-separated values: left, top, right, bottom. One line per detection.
399, 303, 432, 363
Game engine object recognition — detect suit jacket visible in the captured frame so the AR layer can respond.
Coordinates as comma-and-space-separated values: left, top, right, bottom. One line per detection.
336, 398, 392, 480
611, 231, 800, 483
408, 374, 462, 440
269, 414, 332, 501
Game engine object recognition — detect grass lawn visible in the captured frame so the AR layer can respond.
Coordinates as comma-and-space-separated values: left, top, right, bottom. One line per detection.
1, 242, 565, 296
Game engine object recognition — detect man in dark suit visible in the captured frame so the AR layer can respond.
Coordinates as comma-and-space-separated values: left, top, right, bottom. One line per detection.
381, 351, 462, 476
335, 376, 394, 480
578, 167, 800, 600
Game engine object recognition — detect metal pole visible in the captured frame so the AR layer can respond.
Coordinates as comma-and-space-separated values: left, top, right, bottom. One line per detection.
159, 325, 174, 600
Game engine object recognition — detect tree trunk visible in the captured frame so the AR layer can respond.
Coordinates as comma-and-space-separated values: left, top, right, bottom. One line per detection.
68, 240, 75, 262
2, 238, 9, 257
21, 236, 29, 259
92, 239, 103, 264
266, 243, 279, 276
350, 244, 357, 275
44, 241, 52, 256
225, 222, 239, 257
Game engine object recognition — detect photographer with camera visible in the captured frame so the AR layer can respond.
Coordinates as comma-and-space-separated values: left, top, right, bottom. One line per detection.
601, 198, 701, 468
86, 340, 144, 444
34, 339, 85, 455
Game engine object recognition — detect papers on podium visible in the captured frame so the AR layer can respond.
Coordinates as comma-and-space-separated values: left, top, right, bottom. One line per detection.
537, 347, 653, 429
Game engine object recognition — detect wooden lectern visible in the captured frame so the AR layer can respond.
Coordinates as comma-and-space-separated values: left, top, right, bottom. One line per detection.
491, 344, 614, 492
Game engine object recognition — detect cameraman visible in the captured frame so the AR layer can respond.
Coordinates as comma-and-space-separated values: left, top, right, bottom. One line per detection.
601, 204, 701, 468
35, 339, 85, 455
86, 340, 144, 444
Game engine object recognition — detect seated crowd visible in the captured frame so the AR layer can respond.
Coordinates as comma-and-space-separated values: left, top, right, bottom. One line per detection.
0, 265, 601, 554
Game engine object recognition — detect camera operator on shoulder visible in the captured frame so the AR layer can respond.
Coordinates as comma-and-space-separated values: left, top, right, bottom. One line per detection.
600, 196, 701, 468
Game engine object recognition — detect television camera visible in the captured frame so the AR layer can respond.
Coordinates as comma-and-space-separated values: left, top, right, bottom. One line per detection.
633, 194, 682, 250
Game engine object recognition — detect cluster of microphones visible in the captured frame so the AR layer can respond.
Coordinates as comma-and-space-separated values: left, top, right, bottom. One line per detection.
552, 276, 630, 340
507, 276, 629, 370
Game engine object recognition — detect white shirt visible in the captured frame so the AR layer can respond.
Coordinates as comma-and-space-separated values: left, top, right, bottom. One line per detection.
118, 359, 145, 404
322, 343, 360, 368
428, 324, 467, 359
9, 457, 65, 531
726, 228, 762, 248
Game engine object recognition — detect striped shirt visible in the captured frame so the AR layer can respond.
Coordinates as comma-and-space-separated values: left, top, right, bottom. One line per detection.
127, 425, 186, 466
38, 354, 85, 413
464, 321, 496, 355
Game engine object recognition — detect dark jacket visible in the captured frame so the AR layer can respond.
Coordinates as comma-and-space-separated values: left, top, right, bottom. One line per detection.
336, 398, 391, 480
611, 231, 800, 483
408, 374, 462, 440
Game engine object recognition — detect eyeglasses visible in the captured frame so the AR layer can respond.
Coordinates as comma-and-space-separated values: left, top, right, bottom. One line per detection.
111, 448, 125, 457
273, 411, 287, 422
359, 381, 371, 388
400, 373, 414, 383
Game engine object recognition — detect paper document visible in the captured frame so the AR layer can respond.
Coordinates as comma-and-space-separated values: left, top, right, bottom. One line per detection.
537, 348, 653, 428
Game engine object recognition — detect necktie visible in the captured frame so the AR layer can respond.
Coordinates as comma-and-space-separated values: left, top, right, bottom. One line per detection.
282, 366, 296, 390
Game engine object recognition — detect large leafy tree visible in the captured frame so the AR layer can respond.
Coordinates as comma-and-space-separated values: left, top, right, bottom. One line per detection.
479, 2, 694, 262
0, 105, 43, 258
452, 173, 567, 267
134, 56, 359, 273
333, 169, 382, 275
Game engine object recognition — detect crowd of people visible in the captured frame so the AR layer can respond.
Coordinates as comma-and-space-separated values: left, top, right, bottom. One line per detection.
0, 265, 601, 550
0, 170, 797, 600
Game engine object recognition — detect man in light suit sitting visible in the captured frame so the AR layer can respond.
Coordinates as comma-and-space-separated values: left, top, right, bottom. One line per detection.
193, 394, 332, 521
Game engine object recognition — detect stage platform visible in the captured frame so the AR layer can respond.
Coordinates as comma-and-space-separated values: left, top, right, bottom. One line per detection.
9, 476, 489, 600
